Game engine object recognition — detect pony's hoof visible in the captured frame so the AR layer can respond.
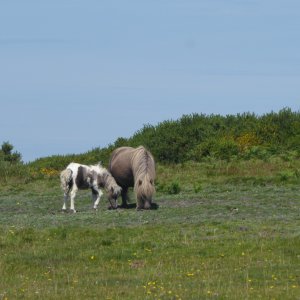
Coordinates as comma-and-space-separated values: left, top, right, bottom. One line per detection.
151, 203, 159, 210
62, 209, 68, 213
119, 204, 128, 209
108, 206, 117, 210
70, 209, 76, 213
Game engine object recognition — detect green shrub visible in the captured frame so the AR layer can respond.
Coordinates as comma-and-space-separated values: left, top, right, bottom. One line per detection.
165, 181, 181, 195
277, 171, 296, 183
155, 181, 166, 193
188, 138, 239, 161
214, 139, 239, 160
193, 182, 202, 193
242, 146, 271, 161
0, 141, 22, 163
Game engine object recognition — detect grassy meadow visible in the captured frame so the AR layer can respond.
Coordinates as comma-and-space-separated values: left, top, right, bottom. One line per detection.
0, 158, 300, 299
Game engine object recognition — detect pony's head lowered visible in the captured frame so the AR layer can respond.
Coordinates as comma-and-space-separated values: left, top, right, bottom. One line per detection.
98, 168, 122, 209
133, 147, 156, 209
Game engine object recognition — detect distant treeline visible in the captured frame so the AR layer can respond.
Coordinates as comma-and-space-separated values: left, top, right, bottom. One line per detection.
1, 107, 299, 173
24, 107, 300, 170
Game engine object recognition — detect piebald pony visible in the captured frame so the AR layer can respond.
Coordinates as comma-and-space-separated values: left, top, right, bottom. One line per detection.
60, 162, 121, 212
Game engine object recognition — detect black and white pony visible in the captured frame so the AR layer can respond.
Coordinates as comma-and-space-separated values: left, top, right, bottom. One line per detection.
60, 162, 122, 212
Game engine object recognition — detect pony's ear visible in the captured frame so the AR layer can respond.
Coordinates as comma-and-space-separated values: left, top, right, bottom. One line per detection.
150, 179, 153, 185
138, 179, 142, 186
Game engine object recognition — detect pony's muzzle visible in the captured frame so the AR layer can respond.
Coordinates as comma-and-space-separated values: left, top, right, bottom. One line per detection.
108, 198, 118, 209
144, 200, 152, 209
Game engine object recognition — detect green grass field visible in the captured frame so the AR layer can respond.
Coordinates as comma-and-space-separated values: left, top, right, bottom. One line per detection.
0, 161, 300, 299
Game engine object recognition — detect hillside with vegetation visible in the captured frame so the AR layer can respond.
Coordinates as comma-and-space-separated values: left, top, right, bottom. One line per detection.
1, 108, 300, 299
46, 108, 300, 164
1, 108, 300, 187
6, 107, 300, 166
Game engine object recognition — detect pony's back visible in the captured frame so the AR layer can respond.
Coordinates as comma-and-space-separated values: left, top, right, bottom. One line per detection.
109, 147, 136, 187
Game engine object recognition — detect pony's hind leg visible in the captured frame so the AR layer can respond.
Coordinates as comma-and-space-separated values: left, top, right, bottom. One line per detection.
70, 187, 78, 213
62, 192, 69, 212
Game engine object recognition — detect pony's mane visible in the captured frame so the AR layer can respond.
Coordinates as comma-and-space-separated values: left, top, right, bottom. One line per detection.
86, 163, 119, 191
132, 146, 155, 204
89, 162, 103, 171
132, 146, 155, 180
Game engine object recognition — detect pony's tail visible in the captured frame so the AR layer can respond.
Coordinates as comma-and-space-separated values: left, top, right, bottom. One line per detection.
134, 173, 155, 209
60, 169, 73, 194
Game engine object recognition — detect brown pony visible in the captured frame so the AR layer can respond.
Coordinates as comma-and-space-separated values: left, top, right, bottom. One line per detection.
109, 146, 156, 209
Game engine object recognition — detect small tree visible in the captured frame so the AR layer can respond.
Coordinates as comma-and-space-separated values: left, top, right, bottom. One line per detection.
1, 141, 22, 163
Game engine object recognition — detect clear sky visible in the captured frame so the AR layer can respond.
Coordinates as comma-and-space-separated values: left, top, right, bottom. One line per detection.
1, 1, 299, 162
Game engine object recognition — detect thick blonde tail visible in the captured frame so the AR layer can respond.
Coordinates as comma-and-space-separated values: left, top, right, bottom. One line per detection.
60, 169, 73, 194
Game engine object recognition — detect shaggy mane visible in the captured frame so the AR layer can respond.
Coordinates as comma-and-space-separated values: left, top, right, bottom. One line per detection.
132, 146, 153, 177
132, 146, 156, 205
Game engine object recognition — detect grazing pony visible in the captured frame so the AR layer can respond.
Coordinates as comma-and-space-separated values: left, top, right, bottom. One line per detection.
109, 146, 156, 209
60, 162, 122, 212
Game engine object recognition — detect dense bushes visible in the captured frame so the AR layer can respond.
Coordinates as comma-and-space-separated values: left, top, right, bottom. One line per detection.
29, 147, 114, 170
2, 108, 300, 176
28, 108, 300, 169
125, 108, 300, 163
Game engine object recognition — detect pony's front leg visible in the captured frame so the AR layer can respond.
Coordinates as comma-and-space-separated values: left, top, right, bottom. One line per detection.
121, 187, 129, 208
92, 187, 103, 210
70, 187, 78, 213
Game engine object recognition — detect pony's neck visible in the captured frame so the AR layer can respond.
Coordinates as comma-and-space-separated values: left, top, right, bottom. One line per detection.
102, 171, 116, 190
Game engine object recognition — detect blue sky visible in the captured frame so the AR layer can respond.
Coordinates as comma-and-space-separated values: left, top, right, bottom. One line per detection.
1, 1, 299, 162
